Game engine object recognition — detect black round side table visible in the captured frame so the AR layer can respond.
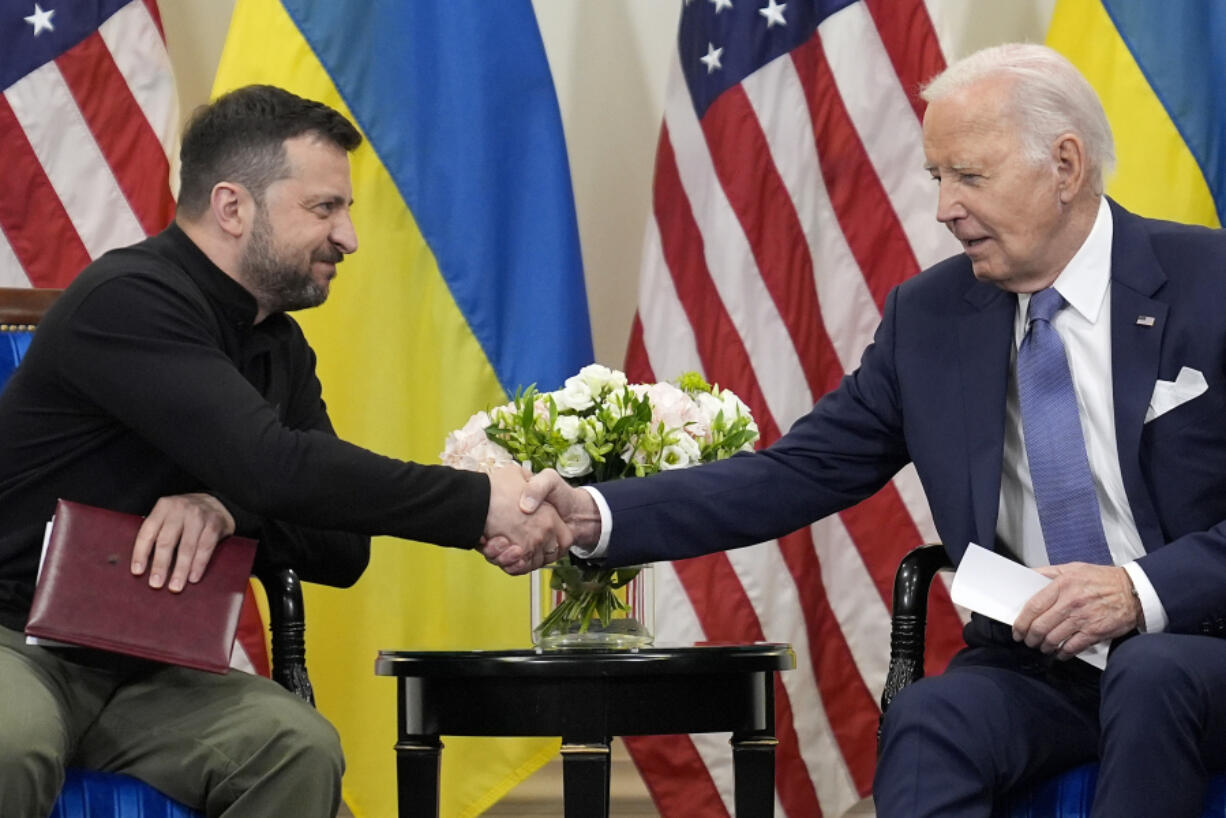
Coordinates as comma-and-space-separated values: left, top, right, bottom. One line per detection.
374, 643, 795, 817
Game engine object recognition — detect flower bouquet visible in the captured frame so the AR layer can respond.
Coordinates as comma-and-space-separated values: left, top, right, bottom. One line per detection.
442, 364, 758, 647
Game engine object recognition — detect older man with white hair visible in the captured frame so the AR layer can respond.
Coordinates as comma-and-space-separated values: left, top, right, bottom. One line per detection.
501, 42, 1226, 816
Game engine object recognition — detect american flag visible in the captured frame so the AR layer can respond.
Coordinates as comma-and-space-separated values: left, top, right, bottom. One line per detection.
1, 0, 175, 287
1, 0, 268, 677
622, 1, 967, 814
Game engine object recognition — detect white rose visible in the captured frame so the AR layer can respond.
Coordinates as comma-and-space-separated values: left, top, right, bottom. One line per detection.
717, 389, 758, 450
467, 441, 517, 473
646, 382, 708, 440
719, 388, 751, 420
576, 363, 627, 396
556, 444, 593, 478
660, 432, 701, 469
659, 435, 700, 470
555, 378, 595, 412
555, 414, 582, 442
441, 411, 491, 465
694, 390, 724, 422
441, 411, 516, 473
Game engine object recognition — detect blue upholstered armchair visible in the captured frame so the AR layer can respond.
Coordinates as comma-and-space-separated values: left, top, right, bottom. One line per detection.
882, 543, 1226, 816
1, 287, 314, 817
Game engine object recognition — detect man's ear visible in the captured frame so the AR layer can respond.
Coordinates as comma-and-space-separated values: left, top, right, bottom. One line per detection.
209, 182, 252, 239
1053, 132, 1088, 203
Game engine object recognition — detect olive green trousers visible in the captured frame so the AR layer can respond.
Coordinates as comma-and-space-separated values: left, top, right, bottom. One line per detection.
0, 625, 342, 817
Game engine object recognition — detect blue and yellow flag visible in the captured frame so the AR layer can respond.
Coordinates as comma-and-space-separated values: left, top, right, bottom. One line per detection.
1047, 1, 1226, 226
213, 2, 593, 816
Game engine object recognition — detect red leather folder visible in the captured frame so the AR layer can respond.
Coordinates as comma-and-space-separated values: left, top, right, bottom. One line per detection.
25, 499, 258, 674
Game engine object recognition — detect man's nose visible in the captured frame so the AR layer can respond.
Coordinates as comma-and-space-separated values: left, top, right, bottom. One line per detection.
934, 181, 965, 225
331, 212, 358, 255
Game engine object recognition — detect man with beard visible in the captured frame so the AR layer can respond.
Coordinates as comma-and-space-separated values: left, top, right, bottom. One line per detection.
0, 85, 569, 816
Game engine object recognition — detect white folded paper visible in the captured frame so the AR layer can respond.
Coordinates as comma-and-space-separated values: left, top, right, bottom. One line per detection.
950, 543, 1108, 669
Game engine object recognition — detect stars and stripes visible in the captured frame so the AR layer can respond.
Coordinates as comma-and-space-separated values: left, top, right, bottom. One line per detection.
623, 1, 966, 814
1, 0, 176, 288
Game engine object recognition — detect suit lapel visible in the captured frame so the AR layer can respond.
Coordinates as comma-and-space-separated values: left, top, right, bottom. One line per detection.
958, 278, 1016, 550
1108, 201, 1168, 551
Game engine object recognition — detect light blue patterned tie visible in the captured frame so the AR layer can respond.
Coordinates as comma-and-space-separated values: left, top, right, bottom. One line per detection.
1016, 288, 1113, 566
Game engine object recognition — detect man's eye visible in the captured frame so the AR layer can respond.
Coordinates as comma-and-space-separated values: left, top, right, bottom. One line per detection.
959, 173, 981, 183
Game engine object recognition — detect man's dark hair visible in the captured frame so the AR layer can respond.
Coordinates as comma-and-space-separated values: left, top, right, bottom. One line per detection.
177, 85, 362, 219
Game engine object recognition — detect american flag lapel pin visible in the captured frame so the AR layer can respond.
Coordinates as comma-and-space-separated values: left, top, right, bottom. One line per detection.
1136, 315, 1156, 327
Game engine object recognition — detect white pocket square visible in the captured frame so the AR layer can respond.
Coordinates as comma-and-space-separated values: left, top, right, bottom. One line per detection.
1146, 366, 1208, 422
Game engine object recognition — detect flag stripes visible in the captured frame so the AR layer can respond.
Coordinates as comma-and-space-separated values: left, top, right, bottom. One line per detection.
863, 0, 944, 120
739, 53, 880, 375
793, 35, 917, 308
0, 229, 27, 289
0, 0, 175, 288
0, 95, 92, 287
770, 530, 879, 797
651, 127, 781, 437
7, 62, 146, 262
703, 84, 841, 405
823, 3, 954, 270
56, 32, 174, 236
98, 0, 178, 161
626, 2, 965, 814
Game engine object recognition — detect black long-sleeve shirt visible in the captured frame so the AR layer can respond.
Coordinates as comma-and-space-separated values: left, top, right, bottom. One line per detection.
0, 223, 488, 631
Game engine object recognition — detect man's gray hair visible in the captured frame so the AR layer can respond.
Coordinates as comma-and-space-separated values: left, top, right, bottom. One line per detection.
921, 43, 1115, 195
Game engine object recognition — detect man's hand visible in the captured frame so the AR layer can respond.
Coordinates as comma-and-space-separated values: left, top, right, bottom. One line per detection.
1012, 562, 1141, 659
519, 469, 602, 546
482, 466, 573, 575
131, 493, 236, 592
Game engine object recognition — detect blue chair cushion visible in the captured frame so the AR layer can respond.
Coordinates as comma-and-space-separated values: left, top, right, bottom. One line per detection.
1006, 764, 1226, 817
0, 329, 32, 384
50, 769, 203, 818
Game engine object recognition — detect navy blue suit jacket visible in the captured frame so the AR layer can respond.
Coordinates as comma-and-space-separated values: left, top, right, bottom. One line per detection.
599, 200, 1226, 635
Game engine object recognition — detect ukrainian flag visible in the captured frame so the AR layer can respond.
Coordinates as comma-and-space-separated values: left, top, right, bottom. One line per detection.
213, 2, 593, 816
1047, 0, 1226, 226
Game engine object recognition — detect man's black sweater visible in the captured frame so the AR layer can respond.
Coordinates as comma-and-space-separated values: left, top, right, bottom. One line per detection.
0, 224, 487, 631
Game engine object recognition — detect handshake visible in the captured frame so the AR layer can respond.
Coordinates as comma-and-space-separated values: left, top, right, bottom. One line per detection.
480, 466, 600, 575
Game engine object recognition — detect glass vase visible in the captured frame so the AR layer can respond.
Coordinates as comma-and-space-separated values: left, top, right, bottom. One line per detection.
530, 559, 654, 649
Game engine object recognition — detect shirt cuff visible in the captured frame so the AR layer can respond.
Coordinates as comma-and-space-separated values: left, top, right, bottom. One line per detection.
1123, 561, 1167, 634
571, 486, 611, 560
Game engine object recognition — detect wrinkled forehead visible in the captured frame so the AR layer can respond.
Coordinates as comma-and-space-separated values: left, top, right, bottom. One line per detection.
922, 82, 1019, 166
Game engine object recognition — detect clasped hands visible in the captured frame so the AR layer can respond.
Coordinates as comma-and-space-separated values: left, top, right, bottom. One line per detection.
481, 468, 600, 575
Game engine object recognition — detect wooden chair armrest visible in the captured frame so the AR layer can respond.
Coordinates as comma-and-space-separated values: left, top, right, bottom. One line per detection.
880, 544, 954, 719
254, 567, 314, 706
